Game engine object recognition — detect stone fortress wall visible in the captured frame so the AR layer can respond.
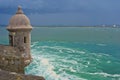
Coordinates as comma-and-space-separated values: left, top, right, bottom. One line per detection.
0, 6, 45, 80
0, 45, 24, 73
0, 69, 44, 80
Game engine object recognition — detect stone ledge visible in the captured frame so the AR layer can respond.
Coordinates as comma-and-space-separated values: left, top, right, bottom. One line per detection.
0, 69, 45, 80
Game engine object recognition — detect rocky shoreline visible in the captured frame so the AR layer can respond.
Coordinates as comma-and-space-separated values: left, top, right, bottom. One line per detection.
0, 69, 45, 80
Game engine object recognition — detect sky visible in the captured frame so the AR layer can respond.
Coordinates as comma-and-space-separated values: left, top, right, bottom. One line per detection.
0, 0, 120, 26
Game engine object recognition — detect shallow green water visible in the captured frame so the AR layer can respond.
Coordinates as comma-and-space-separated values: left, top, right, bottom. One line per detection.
25, 41, 120, 80
31, 27, 120, 45
0, 27, 120, 80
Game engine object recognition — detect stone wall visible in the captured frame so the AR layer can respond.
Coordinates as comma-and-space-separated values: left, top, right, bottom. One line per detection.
0, 69, 45, 80
0, 55, 24, 73
9, 30, 31, 60
0, 45, 45, 79
0, 45, 24, 73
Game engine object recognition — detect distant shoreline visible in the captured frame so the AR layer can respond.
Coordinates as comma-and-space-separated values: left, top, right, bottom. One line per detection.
0, 25, 120, 28
32, 26, 120, 28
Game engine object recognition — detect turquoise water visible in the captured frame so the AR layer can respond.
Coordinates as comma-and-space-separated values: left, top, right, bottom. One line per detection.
0, 27, 120, 80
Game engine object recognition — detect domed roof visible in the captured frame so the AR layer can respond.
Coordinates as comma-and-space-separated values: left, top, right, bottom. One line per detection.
7, 6, 32, 30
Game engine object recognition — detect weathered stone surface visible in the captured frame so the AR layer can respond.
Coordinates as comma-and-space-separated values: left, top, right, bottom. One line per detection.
0, 70, 45, 80
7, 6, 32, 30
0, 45, 25, 73
0, 45, 20, 56
0, 6, 45, 79
0, 6, 33, 74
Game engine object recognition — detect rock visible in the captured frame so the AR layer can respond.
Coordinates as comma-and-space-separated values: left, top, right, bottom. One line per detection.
0, 70, 45, 80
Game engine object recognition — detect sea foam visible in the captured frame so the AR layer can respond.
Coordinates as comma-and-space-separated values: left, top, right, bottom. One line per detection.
25, 41, 120, 80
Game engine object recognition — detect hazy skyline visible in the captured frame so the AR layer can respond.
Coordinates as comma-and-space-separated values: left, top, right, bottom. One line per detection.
0, 0, 120, 26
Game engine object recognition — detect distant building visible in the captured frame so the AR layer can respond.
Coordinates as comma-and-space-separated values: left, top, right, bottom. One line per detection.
0, 6, 32, 73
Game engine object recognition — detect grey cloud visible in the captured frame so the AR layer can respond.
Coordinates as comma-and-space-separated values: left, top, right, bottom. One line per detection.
0, 0, 120, 14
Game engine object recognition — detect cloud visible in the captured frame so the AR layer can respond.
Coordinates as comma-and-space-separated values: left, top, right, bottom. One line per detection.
0, 0, 120, 15
0, 0, 120, 25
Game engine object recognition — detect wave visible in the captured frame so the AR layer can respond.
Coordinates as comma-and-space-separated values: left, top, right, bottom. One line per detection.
83, 72, 120, 78
25, 56, 87, 80
25, 41, 120, 80
96, 43, 107, 46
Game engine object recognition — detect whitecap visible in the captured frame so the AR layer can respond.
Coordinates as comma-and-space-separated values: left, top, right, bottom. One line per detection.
96, 59, 100, 62
96, 43, 107, 46
69, 67, 76, 72
75, 51, 86, 54
41, 58, 49, 66
87, 61, 90, 65
61, 59, 78, 64
28, 41, 120, 80
83, 72, 120, 78
107, 61, 111, 63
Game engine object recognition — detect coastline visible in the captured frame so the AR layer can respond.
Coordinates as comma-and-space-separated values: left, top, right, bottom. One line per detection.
0, 69, 45, 80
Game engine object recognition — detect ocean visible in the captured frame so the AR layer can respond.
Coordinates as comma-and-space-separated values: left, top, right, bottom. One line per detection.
0, 27, 120, 80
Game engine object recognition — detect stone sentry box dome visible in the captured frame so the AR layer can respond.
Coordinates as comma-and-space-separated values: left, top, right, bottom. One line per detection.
2, 6, 33, 73
7, 6, 32, 30
0, 6, 44, 80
